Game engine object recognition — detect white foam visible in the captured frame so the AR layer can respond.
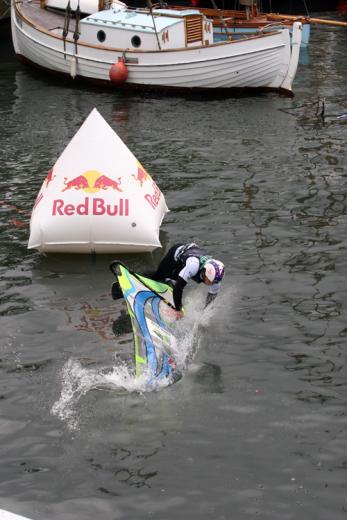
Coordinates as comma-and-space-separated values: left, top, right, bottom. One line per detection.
51, 288, 229, 430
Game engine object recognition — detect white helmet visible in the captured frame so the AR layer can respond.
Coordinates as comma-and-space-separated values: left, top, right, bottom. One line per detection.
204, 260, 225, 283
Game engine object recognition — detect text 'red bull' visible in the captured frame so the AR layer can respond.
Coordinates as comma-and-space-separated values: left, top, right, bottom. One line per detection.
52, 197, 129, 216
145, 182, 162, 210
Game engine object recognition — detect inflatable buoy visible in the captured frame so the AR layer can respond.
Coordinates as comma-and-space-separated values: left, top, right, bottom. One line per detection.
109, 58, 128, 84
27, 108, 169, 254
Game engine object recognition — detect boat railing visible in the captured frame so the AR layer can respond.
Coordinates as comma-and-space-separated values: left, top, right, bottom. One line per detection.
258, 21, 288, 32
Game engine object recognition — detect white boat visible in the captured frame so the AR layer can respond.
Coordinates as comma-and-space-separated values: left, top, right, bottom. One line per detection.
28, 108, 169, 253
11, 0, 302, 95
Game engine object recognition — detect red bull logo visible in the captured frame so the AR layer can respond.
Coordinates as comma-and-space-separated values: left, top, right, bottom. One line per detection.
145, 181, 162, 210
132, 161, 151, 187
52, 197, 129, 217
45, 168, 55, 188
33, 192, 44, 210
62, 170, 122, 193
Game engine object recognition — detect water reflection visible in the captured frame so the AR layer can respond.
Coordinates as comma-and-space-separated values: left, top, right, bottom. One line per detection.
285, 352, 337, 379
88, 444, 159, 489
192, 362, 224, 393
112, 308, 132, 337
284, 251, 335, 274
295, 390, 335, 404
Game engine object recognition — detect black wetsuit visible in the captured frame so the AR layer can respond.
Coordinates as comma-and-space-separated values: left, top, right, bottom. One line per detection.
152, 243, 215, 311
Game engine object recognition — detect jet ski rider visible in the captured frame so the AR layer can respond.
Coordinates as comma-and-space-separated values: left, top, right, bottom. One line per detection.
151, 242, 225, 319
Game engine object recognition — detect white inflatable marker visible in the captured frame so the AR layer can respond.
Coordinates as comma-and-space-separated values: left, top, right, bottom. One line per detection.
0, 509, 34, 520
28, 108, 169, 253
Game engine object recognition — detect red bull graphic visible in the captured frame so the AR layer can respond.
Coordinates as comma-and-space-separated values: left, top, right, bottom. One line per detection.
132, 161, 151, 187
33, 192, 44, 210
52, 197, 129, 217
45, 168, 55, 188
62, 170, 122, 193
145, 181, 162, 210
62, 175, 89, 192
94, 175, 122, 191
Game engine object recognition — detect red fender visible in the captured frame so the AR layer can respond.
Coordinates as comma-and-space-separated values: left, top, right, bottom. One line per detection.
109, 58, 128, 84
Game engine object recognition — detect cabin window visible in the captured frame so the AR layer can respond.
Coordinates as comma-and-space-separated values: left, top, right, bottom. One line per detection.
97, 30, 106, 43
131, 35, 141, 48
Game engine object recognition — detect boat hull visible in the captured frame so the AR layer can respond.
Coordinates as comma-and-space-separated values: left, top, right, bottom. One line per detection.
11, 1, 302, 94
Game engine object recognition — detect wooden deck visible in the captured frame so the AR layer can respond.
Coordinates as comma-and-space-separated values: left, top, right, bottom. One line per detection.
18, 0, 77, 33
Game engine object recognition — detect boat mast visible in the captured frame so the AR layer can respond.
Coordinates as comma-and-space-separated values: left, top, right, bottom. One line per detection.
62, 0, 71, 59
210, 0, 230, 39
73, 0, 81, 55
146, 0, 162, 50
238, 0, 257, 20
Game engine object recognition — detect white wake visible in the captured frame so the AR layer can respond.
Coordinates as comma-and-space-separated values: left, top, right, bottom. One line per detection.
51, 288, 231, 431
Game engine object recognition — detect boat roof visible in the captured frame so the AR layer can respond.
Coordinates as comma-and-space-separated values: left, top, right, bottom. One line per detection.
82, 8, 201, 32
152, 8, 201, 17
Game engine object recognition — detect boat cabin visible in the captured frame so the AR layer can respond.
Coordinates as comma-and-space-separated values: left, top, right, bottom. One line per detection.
78, 7, 214, 50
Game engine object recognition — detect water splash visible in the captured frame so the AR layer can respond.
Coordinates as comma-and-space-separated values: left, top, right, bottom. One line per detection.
51, 291, 210, 430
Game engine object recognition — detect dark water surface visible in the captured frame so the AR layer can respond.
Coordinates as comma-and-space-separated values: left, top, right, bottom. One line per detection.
1, 15, 347, 520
